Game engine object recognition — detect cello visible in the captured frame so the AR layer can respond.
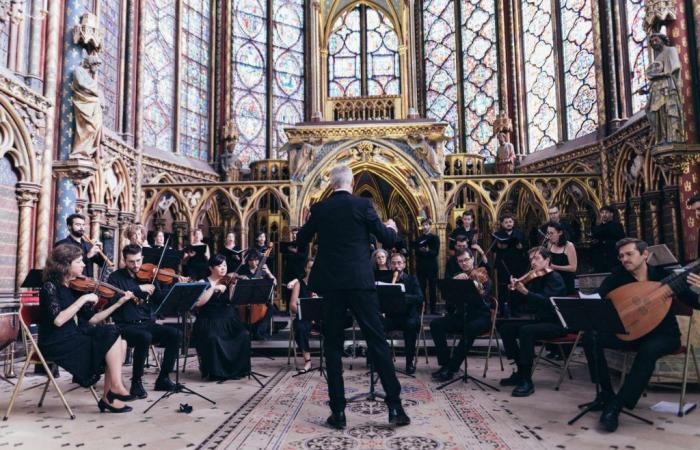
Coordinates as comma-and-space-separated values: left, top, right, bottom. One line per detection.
237, 243, 274, 325
606, 259, 700, 341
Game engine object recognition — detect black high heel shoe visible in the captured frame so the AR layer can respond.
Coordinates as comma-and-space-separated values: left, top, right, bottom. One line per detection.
98, 398, 133, 413
107, 390, 136, 402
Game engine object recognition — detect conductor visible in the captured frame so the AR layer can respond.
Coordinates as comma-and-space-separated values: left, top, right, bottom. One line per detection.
296, 165, 410, 430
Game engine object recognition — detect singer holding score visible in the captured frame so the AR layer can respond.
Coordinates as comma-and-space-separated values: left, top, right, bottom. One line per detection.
296, 164, 410, 430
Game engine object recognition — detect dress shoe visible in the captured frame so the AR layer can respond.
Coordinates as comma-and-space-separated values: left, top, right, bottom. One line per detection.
107, 390, 136, 403
433, 367, 454, 382
511, 379, 535, 397
405, 363, 416, 375
326, 411, 347, 429
388, 405, 410, 426
154, 377, 177, 392
599, 398, 622, 432
98, 399, 133, 413
499, 371, 523, 386
130, 379, 147, 399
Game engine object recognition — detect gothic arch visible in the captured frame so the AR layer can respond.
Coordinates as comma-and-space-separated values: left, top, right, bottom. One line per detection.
242, 187, 290, 227
141, 188, 188, 224
323, 0, 403, 47
0, 95, 38, 183
295, 138, 439, 225
444, 180, 499, 224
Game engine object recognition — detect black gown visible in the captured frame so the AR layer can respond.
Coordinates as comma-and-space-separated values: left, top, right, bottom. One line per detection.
38, 281, 120, 387
185, 244, 209, 280
193, 282, 251, 380
550, 250, 576, 294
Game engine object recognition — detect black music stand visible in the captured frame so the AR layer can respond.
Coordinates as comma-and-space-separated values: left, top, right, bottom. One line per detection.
144, 282, 211, 413
232, 278, 275, 387
548, 297, 654, 427
292, 297, 326, 379
142, 246, 183, 270
20, 269, 43, 289
436, 279, 499, 391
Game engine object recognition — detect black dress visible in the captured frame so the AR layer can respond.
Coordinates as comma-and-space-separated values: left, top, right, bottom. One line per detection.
38, 281, 120, 387
292, 279, 314, 353
550, 249, 576, 294
185, 244, 209, 280
193, 282, 251, 380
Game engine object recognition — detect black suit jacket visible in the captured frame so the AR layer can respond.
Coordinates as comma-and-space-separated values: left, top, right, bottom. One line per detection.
54, 236, 104, 278
297, 190, 396, 292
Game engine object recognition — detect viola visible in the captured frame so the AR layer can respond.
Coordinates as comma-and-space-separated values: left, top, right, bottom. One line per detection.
136, 263, 190, 284
508, 268, 553, 290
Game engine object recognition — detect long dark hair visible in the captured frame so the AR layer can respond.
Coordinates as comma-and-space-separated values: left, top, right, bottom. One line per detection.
545, 221, 569, 247
43, 244, 83, 283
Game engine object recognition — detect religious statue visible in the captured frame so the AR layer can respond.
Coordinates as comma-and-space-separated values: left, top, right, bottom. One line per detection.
644, 33, 685, 146
289, 138, 321, 180
407, 133, 444, 174
220, 149, 243, 181
623, 148, 645, 187
70, 54, 104, 159
495, 132, 516, 174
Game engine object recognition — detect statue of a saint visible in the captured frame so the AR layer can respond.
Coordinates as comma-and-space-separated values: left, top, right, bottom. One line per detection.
408, 133, 444, 174
495, 132, 516, 174
70, 55, 104, 159
645, 33, 685, 146
220, 149, 242, 181
290, 138, 321, 180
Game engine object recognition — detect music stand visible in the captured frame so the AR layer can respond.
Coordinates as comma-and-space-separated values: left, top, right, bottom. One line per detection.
21, 269, 43, 289
144, 282, 211, 413
549, 297, 654, 427
436, 279, 499, 391
231, 278, 275, 387
142, 246, 183, 270
292, 297, 326, 379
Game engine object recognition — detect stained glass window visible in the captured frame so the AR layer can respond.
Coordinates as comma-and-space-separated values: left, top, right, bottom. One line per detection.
180, 0, 211, 160
231, 0, 268, 167
143, 0, 176, 150
366, 7, 400, 96
328, 7, 361, 97
99, 0, 122, 131
561, 0, 597, 138
626, 0, 648, 112
461, 0, 499, 154
423, 0, 460, 152
522, 0, 558, 152
272, 0, 304, 158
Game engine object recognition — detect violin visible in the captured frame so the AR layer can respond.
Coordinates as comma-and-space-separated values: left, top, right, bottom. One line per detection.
217, 274, 238, 287
69, 275, 141, 305
469, 267, 490, 295
508, 268, 553, 290
136, 263, 190, 284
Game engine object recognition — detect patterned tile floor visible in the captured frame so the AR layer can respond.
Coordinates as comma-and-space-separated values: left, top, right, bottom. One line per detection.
0, 354, 699, 449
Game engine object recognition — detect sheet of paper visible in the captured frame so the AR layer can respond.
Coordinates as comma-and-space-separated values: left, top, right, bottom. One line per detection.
650, 400, 696, 414
578, 292, 601, 299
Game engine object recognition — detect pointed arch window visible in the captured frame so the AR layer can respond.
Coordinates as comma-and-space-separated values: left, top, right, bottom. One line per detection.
328, 5, 400, 97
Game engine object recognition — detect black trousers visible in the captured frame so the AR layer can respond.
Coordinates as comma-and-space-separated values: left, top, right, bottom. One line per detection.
498, 320, 566, 377
119, 322, 181, 380
322, 290, 402, 413
383, 314, 420, 366
417, 269, 438, 313
582, 329, 679, 409
430, 313, 490, 372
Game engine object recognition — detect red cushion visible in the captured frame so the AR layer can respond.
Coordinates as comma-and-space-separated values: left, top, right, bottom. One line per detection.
542, 333, 579, 344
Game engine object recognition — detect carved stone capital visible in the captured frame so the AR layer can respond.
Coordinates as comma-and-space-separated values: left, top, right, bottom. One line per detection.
53, 158, 97, 187
15, 182, 40, 207
117, 211, 136, 225
651, 143, 700, 175
87, 202, 107, 221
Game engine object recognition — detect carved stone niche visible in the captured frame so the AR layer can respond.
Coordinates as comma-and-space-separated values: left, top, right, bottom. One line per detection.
72, 12, 102, 53
53, 158, 97, 197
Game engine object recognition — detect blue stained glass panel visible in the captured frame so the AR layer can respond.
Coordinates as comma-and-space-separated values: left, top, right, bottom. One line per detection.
328, 7, 361, 97
626, 0, 648, 112
99, 0, 122, 131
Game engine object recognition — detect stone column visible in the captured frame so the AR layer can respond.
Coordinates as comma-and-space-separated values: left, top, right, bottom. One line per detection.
435, 222, 447, 280
662, 185, 681, 257
575, 210, 590, 243
153, 217, 166, 232
209, 225, 223, 254
33, 0, 61, 268
117, 211, 135, 263
629, 197, 642, 239
88, 203, 107, 243
26, 0, 45, 89
309, 0, 322, 120
121, 0, 136, 141
642, 191, 662, 245
15, 183, 40, 291
173, 221, 188, 250
133, 0, 146, 219
405, 0, 418, 118
7, 1, 25, 72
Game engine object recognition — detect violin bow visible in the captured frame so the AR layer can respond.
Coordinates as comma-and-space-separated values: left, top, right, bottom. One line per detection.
144, 236, 171, 303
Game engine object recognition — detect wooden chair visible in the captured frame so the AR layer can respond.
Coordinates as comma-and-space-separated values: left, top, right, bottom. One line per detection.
4, 300, 98, 420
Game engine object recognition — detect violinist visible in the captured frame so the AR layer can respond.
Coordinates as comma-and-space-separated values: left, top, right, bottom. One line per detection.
431, 249, 492, 382
54, 213, 105, 278
382, 253, 423, 375
38, 244, 134, 413
193, 255, 251, 381
582, 238, 700, 432
497, 246, 566, 397
445, 236, 469, 279
107, 244, 181, 399
237, 250, 277, 340
413, 218, 439, 315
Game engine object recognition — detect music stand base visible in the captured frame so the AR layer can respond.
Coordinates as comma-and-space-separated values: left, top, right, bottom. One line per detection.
436, 372, 500, 391
568, 399, 654, 426
143, 383, 216, 414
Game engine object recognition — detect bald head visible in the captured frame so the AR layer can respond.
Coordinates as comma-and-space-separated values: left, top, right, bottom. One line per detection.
329, 165, 353, 191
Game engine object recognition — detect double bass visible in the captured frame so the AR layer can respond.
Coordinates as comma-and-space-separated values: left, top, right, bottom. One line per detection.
607, 260, 700, 341
237, 243, 273, 324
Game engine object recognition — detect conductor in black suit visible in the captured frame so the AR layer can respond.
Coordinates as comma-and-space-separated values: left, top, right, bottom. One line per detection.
296, 165, 410, 430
